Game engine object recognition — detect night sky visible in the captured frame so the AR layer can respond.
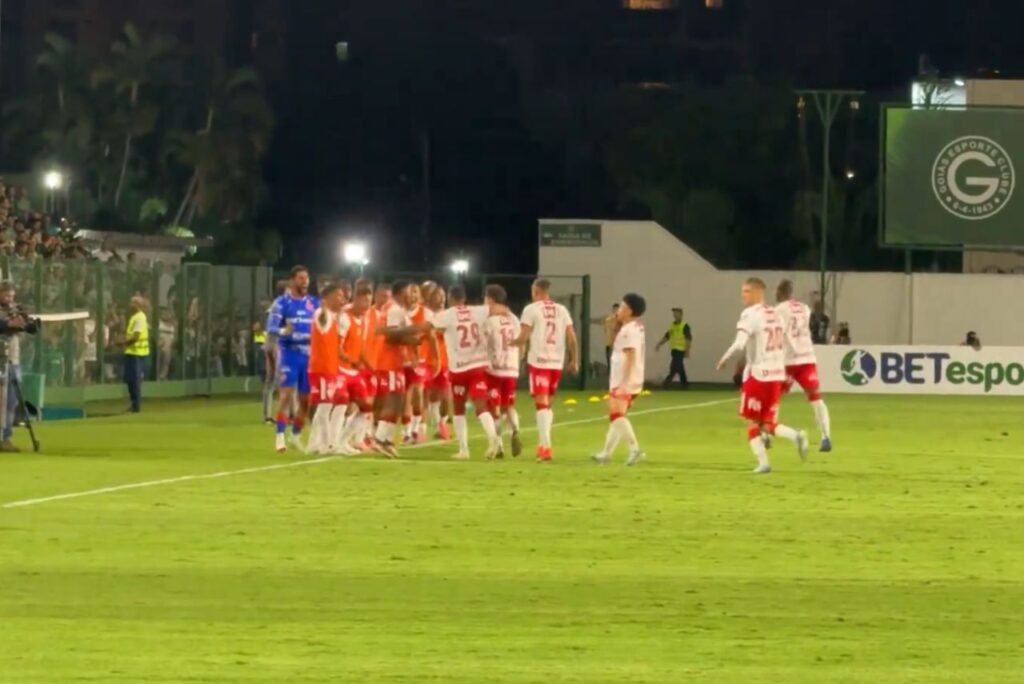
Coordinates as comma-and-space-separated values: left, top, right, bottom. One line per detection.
262, 0, 1024, 274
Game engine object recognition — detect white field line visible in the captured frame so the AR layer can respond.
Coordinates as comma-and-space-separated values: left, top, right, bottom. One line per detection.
1, 398, 732, 510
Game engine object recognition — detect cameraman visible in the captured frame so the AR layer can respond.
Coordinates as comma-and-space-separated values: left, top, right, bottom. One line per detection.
0, 281, 39, 452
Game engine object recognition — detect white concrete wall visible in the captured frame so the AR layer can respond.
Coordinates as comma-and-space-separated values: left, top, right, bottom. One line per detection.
539, 220, 1024, 383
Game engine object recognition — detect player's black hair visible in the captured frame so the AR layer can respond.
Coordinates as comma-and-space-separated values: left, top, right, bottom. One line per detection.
533, 278, 552, 293
375, 282, 391, 293
777, 279, 794, 302
354, 285, 373, 297
484, 284, 507, 305
320, 282, 340, 298
449, 285, 467, 303
622, 293, 646, 318
336, 279, 353, 292
392, 280, 410, 297
289, 265, 309, 278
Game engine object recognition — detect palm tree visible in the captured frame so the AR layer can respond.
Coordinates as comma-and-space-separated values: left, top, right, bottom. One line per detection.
35, 32, 82, 115
101, 23, 177, 209
165, 62, 274, 225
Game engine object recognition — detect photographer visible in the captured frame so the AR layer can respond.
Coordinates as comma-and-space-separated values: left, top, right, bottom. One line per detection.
0, 281, 40, 452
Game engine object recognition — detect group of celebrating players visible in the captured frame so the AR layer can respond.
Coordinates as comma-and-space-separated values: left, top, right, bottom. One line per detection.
264, 266, 652, 463
264, 264, 832, 473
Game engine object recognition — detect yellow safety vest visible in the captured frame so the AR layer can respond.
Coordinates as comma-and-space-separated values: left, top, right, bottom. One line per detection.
668, 320, 689, 352
254, 331, 267, 346
126, 311, 150, 357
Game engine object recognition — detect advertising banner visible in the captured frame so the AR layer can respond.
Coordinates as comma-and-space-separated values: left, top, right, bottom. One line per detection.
883, 107, 1024, 247
816, 345, 1024, 396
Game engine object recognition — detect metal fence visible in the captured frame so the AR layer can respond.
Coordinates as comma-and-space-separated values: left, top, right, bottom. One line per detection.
2, 259, 273, 389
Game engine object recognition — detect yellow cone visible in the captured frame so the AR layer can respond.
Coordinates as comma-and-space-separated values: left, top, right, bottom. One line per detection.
588, 396, 601, 403
564, 398, 578, 406
641, 390, 653, 396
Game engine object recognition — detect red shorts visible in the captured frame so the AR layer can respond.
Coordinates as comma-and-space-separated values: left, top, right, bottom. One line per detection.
785, 363, 821, 400
309, 372, 340, 405
427, 369, 450, 393
377, 369, 407, 396
609, 387, 639, 408
450, 367, 489, 402
360, 369, 378, 399
404, 364, 429, 388
486, 374, 518, 408
528, 366, 563, 397
740, 377, 783, 425
341, 372, 370, 403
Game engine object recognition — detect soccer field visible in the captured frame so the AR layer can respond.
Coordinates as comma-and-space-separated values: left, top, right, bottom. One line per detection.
0, 390, 1021, 683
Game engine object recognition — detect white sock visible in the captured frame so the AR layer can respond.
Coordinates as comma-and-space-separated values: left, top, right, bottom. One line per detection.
312, 404, 332, 448
375, 420, 395, 443
339, 412, 364, 447
403, 421, 413, 439
601, 422, 621, 456
478, 411, 498, 441
536, 408, 553, 448
428, 402, 441, 431
811, 400, 831, 439
412, 415, 423, 436
613, 416, 639, 451
453, 415, 469, 453
774, 424, 800, 443
506, 407, 520, 432
328, 406, 347, 448
360, 412, 373, 443
364, 415, 375, 442
749, 437, 770, 467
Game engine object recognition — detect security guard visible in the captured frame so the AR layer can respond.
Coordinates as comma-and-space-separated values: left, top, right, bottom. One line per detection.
655, 307, 692, 389
121, 295, 150, 413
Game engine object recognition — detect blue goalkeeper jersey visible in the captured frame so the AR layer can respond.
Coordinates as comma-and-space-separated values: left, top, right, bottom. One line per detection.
266, 293, 319, 356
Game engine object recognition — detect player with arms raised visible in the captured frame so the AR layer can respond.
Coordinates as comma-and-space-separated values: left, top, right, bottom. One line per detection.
593, 293, 647, 466
431, 285, 501, 460
483, 284, 522, 458
514, 279, 579, 462
776, 280, 832, 452
717, 277, 808, 474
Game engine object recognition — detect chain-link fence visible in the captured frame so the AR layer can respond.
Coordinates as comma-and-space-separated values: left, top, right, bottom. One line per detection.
2, 259, 272, 401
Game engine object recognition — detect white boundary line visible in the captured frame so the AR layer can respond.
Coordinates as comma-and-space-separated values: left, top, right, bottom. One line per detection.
1, 398, 732, 510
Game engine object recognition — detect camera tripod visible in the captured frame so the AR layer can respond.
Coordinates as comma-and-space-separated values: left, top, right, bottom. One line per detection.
0, 362, 40, 453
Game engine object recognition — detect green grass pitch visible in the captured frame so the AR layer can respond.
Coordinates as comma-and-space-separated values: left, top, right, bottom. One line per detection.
0, 389, 1022, 682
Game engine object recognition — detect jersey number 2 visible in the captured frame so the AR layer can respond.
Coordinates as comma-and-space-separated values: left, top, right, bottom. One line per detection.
765, 326, 785, 352
545, 321, 557, 345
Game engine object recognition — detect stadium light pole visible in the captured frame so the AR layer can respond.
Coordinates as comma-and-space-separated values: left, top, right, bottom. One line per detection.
342, 241, 369, 277
42, 170, 64, 214
796, 89, 865, 316
450, 258, 469, 283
